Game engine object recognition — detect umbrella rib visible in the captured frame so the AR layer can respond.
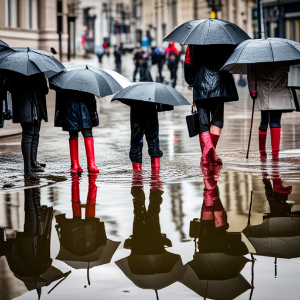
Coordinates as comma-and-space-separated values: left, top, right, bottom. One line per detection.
203, 20, 211, 45
235, 40, 252, 64
214, 19, 235, 43
182, 20, 205, 44
90, 70, 103, 97
267, 39, 275, 62
61, 69, 82, 89
284, 40, 300, 57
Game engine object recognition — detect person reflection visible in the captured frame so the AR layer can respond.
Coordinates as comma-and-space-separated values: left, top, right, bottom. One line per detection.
55, 174, 120, 285
181, 166, 251, 300
0, 185, 70, 299
243, 161, 300, 263
115, 170, 186, 297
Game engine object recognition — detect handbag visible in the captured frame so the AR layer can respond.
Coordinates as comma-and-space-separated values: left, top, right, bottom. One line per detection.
186, 100, 200, 138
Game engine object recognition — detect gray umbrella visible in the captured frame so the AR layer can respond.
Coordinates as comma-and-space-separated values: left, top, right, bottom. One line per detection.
0, 47, 65, 78
222, 38, 300, 74
49, 65, 124, 97
163, 18, 250, 45
112, 82, 190, 107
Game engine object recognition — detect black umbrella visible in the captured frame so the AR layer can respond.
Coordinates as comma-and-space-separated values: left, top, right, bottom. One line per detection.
112, 82, 190, 109
0, 47, 65, 78
49, 64, 124, 97
0, 39, 9, 48
163, 18, 250, 45
221, 38, 300, 159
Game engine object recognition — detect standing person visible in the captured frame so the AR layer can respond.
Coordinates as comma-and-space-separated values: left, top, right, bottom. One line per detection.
247, 62, 297, 160
184, 45, 239, 166
152, 47, 165, 83
114, 46, 122, 73
8, 72, 49, 180
166, 42, 179, 88
139, 52, 153, 82
132, 44, 142, 82
54, 89, 99, 174
130, 102, 163, 172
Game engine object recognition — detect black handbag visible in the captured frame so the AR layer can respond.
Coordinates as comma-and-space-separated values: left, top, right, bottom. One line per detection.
186, 101, 200, 138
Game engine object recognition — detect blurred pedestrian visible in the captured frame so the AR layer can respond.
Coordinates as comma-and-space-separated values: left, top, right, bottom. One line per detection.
54, 89, 99, 174
247, 62, 298, 160
139, 52, 153, 82
152, 47, 165, 83
103, 38, 110, 57
8, 72, 49, 180
114, 46, 122, 73
184, 45, 239, 166
133, 44, 142, 81
95, 45, 105, 63
166, 42, 179, 88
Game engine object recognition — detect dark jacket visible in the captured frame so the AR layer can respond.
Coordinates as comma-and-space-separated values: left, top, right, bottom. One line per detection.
139, 60, 153, 82
0, 71, 8, 128
54, 89, 99, 131
8, 72, 48, 123
184, 45, 238, 102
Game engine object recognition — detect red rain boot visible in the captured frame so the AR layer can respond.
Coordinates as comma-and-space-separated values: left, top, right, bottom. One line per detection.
270, 128, 281, 160
151, 158, 160, 172
132, 163, 142, 172
69, 138, 83, 174
199, 132, 218, 166
211, 133, 222, 165
84, 137, 99, 173
259, 130, 267, 157
272, 178, 292, 194
71, 175, 81, 217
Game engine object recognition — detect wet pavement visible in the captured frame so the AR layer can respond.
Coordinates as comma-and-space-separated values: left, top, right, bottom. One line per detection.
0, 53, 300, 299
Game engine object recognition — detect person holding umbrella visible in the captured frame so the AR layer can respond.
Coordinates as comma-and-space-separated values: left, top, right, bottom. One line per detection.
112, 82, 190, 172
164, 18, 250, 166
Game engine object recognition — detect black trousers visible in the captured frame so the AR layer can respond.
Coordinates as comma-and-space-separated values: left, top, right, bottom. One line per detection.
130, 107, 163, 163
196, 99, 224, 133
259, 111, 282, 131
133, 63, 140, 81
21, 121, 41, 174
69, 129, 93, 139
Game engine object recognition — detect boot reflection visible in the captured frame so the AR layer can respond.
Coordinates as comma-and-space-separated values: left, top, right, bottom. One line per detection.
55, 174, 120, 285
181, 166, 251, 299
243, 161, 300, 261
0, 186, 70, 299
115, 169, 186, 295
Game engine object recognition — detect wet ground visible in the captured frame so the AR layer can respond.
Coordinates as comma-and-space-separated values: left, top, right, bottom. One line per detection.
0, 54, 300, 299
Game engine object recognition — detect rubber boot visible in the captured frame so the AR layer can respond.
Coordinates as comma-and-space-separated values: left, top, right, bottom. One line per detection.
86, 174, 97, 218
71, 175, 81, 218
150, 168, 163, 191
132, 163, 142, 172
84, 137, 99, 173
199, 132, 218, 166
270, 128, 281, 160
211, 133, 222, 165
259, 130, 267, 158
151, 158, 160, 173
132, 164, 143, 187
69, 138, 83, 174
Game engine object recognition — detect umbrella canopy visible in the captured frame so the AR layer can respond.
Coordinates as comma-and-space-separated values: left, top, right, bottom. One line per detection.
163, 18, 250, 45
115, 251, 186, 290
0, 47, 65, 77
222, 38, 300, 74
0, 39, 9, 48
243, 217, 300, 258
112, 82, 190, 107
49, 64, 124, 97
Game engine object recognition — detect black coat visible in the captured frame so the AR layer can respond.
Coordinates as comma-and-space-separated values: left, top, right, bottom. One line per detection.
8, 72, 48, 123
54, 89, 99, 131
0, 71, 8, 128
184, 45, 238, 102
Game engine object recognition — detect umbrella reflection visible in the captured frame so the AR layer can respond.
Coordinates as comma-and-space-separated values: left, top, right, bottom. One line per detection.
181, 166, 251, 300
243, 161, 300, 260
115, 170, 186, 298
55, 174, 120, 285
0, 185, 70, 299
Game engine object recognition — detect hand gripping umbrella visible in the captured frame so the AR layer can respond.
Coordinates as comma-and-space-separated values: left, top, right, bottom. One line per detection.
112, 82, 190, 111
222, 38, 300, 158
49, 64, 127, 97
0, 47, 65, 78
163, 18, 250, 45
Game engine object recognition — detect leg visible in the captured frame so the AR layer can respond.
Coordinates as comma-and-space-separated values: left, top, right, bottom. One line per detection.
83, 129, 99, 173
259, 111, 269, 157
69, 130, 83, 174
130, 108, 144, 170
197, 101, 218, 166
269, 111, 282, 159
145, 110, 163, 171
31, 121, 44, 172
21, 122, 37, 180
210, 100, 224, 149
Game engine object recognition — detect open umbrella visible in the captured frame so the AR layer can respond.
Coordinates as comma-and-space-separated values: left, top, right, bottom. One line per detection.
111, 82, 190, 109
163, 18, 250, 45
0, 47, 65, 78
49, 64, 124, 97
0, 39, 9, 48
221, 38, 300, 158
